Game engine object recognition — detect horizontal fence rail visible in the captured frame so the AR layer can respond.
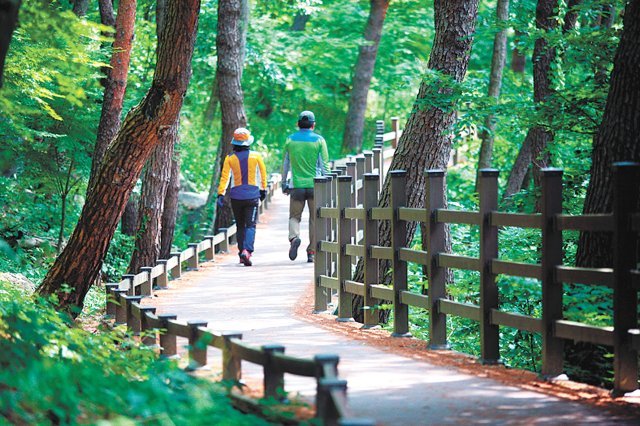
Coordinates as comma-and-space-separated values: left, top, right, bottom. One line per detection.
105, 174, 373, 425
314, 160, 640, 396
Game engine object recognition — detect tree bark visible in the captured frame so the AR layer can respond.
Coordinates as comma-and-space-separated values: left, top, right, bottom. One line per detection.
160, 148, 181, 259
341, 0, 390, 154
38, 0, 201, 314
0, 0, 21, 89
72, 0, 90, 17
88, 0, 137, 192
577, 0, 640, 267
351, 0, 479, 321
209, 0, 248, 232
476, 0, 509, 184
503, 0, 558, 201
511, 29, 526, 73
120, 195, 138, 235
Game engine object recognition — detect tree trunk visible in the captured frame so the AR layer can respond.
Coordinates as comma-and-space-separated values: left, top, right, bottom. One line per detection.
291, 11, 309, 31
577, 0, 640, 267
341, 0, 390, 154
72, 0, 90, 17
351, 0, 479, 321
511, 30, 526, 73
37, 0, 201, 314
160, 148, 181, 259
210, 0, 248, 232
88, 0, 137, 192
562, 0, 581, 33
503, 0, 558, 202
0, 0, 21, 89
121, 195, 138, 235
476, 0, 509, 185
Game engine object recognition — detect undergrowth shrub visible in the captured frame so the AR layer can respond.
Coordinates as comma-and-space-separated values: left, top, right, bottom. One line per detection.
0, 281, 272, 425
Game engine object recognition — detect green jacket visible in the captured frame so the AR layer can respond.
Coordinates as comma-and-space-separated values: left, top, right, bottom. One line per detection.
282, 129, 329, 188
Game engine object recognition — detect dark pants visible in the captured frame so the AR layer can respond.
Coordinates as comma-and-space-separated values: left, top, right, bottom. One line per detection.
231, 198, 259, 253
289, 188, 315, 254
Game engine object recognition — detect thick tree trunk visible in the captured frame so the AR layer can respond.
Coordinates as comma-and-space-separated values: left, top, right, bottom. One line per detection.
120, 195, 138, 235
210, 0, 248, 232
503, 0, 558, 202
88, 0, 137, 192
341, 0, 390, 154
160, 148, 181, 259
351, 0, 479, 321
476, 0, 509, 184
127, 123, 176, 273
38, 0, 201, 314
72, 0, 90, 17
0, 0, 21, 89
577, 0, 640, 267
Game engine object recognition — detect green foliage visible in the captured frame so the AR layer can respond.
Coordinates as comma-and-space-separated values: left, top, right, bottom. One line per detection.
0, 280, 271, 425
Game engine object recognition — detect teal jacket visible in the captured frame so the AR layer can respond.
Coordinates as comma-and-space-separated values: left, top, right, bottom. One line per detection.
282, 129, 329, 188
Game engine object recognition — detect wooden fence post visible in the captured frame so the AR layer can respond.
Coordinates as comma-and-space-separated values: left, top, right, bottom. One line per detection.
219, 228, 229, 253
390, 170, 411, 337
612, 161, 640, 395
375, 119, 384, 138
170, 252, 182, 279
121, 273, 135, 295
391, 117, 399, 149
158, 314, 178, 357
314, 176, 330, 313
124, 295, 143, 334
188, 243, 199, 270
346, 161, 357, 241
372, 147, 382, 193
337, 176, 354, 321
104, 283, 119, 318
540, 168, 564, 378
222, 331, 243, 383
139, 266, 153, 296
204, 235, 215, 261
139, 306, 157, 346
187, 320, 208, 370
426, 169, 449, 349
262, 344, 285, 400
113, 289, 128, 325
156, 259, 169, 289
363, 173, 380, 328
317, 378, 347, 426
363, 151, 373, 174
478, 169, 500, 364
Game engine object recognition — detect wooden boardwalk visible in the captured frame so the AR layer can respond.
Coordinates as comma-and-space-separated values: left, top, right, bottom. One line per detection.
147, 191, 639, 425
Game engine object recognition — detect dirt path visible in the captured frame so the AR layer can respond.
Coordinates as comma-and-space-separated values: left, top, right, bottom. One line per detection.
146, 192, 640, 425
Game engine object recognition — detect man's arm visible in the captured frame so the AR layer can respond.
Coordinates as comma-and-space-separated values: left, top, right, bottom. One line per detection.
282, 138, 291, 192
258, 155, 268, 190
217, 156, 231, 196
318, 137, 329, 175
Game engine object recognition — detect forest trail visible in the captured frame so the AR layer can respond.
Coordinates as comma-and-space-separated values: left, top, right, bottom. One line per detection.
146, 192, 639, 425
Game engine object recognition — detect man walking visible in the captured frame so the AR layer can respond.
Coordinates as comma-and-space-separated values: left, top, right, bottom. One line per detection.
218, 128, 267, 266
282, 111, 329, 263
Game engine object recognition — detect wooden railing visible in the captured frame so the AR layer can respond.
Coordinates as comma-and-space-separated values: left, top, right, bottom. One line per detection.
313, 161, 640, 396
105, 174, 373, 425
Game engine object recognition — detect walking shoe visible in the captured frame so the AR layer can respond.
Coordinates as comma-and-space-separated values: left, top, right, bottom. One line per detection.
240, 249, 252, 266
307, 251, 315, 263
289, 237, 301, 260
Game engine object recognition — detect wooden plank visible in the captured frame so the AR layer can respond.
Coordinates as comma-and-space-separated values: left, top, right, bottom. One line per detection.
319, 207, 340, 220
345, 280, 365, 296
132, 302, 142, 319
272, 353, 316, 377
133, 271, 149, 286
398, 208, 428, 223
180, 247, 192, 262
370, 207, 392, 220
227, 223, 237, 238
199, 330, 224, 349
345, 244, 365, 257
555, 214, 614, 231
200, 238, 212, 251
438, 299, 481, 321
436, 209, 481, 226
437, 253, 481, 271
491, 259, 542, 280
150, 264, 164, 279
166, 256, 178, 270
370, 245, 393, 260
398, 248, 428, 266
490, 309, 543, 334
400, 291, 430, 310
320, 241, 339, 254
144, 313, 162, 329
382, 131, 397, 142
490, 212, 543, 229
231, 340, 266, 366
371, 285, 393, 300
355, 180, 363, 191
555, 266, 614, 288
320, 275, 339, 290
167, 320, 190, 338
554, 320, 614, 346
344, 207, 367, 220
212, 233, 225, 246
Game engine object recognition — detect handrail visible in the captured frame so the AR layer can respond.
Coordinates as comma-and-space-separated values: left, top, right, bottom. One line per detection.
105, 173, 372, 425
314, 148, 640, 396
